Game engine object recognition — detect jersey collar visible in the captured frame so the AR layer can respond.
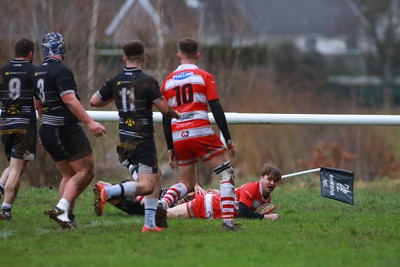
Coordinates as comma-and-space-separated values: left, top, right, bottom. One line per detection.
259, 182, 270, 201
10, 59, 30, 64
175, 64, 199, 71
124, 67, 141, 72
44, 57, 62, 63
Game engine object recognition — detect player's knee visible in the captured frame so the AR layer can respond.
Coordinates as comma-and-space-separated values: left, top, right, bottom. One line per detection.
140, 182, 156, 195
76, 168, 94, 185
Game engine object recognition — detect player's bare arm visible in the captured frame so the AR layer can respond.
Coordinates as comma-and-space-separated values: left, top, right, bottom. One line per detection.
61, 93, 106, 137
154, 97, 180, 119
89, 92, 113, 107
34, 99, 43, 119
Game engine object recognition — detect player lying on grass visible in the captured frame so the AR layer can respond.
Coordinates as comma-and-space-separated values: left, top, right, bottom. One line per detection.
93, 180, 205, 216
167, 163, 281, 220
94, 163, 280, 221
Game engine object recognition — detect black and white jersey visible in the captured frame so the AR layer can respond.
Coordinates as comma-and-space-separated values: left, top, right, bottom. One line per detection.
97, 68, 162, 139
0, 59, 37, 130
34, 58, 80, 126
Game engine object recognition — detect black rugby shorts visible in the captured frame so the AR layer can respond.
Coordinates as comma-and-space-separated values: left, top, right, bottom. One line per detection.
40, 124, 92, 162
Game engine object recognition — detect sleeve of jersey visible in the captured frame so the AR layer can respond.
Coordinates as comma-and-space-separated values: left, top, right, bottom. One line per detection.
238, 202, 264, 219
149, 78, 163, 102
237, 184, 255, 208
209, 99, 230, 141
97, 80, 114, 101
162, 116, 174, 150
203, 72, 219, 101
56, 67, 77, 96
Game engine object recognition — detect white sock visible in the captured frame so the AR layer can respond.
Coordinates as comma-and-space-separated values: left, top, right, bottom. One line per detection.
56, 198, 70, 211
56, 198, 70, 221
1, 202, 12, 212
162, 182, 188, 209
105, 184, 123, 197
144, 198, 158, 228
214, 161, 236, 225
121, 181, 137, 196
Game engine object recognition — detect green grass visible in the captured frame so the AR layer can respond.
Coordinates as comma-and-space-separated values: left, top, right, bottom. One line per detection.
1, 179, 399, 267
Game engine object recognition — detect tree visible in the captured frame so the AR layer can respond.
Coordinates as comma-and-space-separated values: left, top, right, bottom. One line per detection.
353, 0, 400, 111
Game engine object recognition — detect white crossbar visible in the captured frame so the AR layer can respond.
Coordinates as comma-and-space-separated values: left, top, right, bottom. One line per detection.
85, 111, 400, 126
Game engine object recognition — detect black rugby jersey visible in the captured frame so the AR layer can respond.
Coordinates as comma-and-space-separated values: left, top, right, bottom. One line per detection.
34, 58, 80, 126
0, 60, 37, 130
97, 68, 162, 139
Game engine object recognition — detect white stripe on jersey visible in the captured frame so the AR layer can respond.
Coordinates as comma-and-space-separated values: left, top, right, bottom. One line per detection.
41, 114, 65, 126
164, 73, 205, 90
119, 129, 143, 139
171, 110, 209, 125
172, 126, 214, 142
0, 117, 31, 126
204, 193, 215, 219
60, 90, 75, 97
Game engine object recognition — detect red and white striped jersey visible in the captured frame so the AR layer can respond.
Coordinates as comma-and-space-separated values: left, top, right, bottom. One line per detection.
161, 64, 219, 142
235, 181, 272, 211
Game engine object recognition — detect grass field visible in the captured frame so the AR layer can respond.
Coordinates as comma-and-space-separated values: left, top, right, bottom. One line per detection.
0, 178, 399, 267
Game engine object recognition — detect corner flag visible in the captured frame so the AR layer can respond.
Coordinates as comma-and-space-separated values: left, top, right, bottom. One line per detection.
320, 167, 354, 205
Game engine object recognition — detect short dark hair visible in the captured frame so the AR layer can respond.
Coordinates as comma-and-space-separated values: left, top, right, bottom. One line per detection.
261, 164, 282, 182
123, 41, 144, 61
15, 38, 34, 58
178, 37, 198, 58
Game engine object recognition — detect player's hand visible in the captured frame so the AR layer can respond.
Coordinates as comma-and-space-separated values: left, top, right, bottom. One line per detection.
183, 191, 196, 202
264, 213, 279, 220
88, 121, 106, 137
207, 188, 220, 194
226, 140, 236, 158
168, 149, 176, 169
194, 183, 206, 195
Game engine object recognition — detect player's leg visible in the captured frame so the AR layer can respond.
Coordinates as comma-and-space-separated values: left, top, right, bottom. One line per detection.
167, 193, 207, 219
2, 158, 27, 204
140, 172, 162, 232
159, 141, 197, 210
1, 129, 35, 221
0, 133, 11, 196
44, 126, 94, 228
160, 164, 195, 210
45, 155, 94, 228
0, 158, 27, 220
167, 202, 190, 218
100, 170, 161, 231
63, 154, 95, 204
0, 167, 9, 200
203, 141, 238, 230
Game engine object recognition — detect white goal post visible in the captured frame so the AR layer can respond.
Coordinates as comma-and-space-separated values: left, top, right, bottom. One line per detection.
86, 111, 400, 126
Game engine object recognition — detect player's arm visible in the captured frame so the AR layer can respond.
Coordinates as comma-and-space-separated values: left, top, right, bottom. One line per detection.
154, 97, 180, 119
154, 97, 180, 167
238, 202, 264, 219
209, 99, 235, 157
162, 113, 176, 169
34, 99, 43, 119
61, 92, 106, 137
90, 91, 113, 107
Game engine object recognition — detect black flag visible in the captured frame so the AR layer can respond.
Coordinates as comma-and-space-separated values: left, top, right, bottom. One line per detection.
320, 167, 354, 205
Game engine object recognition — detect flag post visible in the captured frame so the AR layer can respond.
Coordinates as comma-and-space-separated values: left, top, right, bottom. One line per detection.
282, 167, 355, 205
282, 168, 321, 179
